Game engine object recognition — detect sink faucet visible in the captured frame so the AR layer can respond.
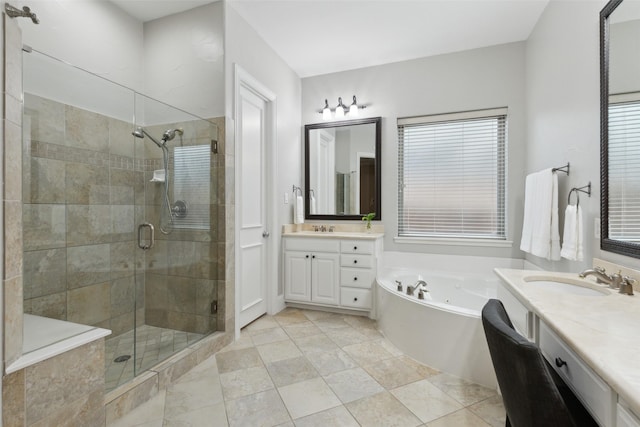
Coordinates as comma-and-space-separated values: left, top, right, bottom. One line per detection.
579, 267, 636, 295
407, 280, 428, 296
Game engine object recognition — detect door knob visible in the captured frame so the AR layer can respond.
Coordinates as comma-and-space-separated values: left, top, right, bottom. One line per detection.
262, 231, 270, 238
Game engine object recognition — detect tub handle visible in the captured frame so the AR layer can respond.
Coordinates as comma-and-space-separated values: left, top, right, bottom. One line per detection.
137, 223, 155, 250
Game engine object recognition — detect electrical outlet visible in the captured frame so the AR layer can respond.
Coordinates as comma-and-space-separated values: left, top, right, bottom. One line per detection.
284, 193, 289, 204
594, 217, 600, 239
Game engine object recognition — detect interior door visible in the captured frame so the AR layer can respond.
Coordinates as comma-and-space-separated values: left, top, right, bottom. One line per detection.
238, 85, 269, 328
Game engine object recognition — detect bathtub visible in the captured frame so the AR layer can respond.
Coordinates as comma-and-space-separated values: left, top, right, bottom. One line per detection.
376, 252, 525, 389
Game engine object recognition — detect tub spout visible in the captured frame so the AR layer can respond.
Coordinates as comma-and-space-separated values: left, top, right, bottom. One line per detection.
407, 280, 428, 296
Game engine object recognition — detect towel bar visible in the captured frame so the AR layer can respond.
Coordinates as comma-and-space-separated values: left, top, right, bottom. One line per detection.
552, 162, 570, 175
292, 185, 302, 197
568, 182, 591, 206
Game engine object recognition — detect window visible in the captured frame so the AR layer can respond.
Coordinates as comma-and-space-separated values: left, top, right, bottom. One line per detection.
397, 108, 507, 240
608, 96, 640, 242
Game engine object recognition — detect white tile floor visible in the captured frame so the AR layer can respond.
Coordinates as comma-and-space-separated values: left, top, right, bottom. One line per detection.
108, 308, 506, 427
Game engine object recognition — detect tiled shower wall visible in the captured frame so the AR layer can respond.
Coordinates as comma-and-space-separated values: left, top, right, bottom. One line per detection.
21, 93, 225, 337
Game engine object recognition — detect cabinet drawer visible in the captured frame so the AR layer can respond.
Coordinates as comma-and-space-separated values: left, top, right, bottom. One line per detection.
284, 238, 339, 253
340, 240, 374, 254
539, 322, 613, 426
618, 404, 640, 427
340, 268, 374, 289
340, 254, 373, 269
340, 288, 372, 309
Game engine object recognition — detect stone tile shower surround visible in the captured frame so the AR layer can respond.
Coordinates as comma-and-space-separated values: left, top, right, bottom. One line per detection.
21, 93, 225, 341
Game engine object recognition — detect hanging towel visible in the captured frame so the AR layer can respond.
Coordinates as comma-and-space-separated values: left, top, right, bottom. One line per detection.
294, 195, 304, 224
310, 193, 317, 215
561, 205, 584, 261
520, 169, 561, 260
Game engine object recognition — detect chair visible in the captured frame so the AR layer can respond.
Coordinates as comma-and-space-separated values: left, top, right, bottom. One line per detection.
481, 299, 598, 427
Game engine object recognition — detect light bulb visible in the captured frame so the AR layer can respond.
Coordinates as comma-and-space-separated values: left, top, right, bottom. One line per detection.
335, 97, 345, 118
349, 95, 359, 117
322, 99, 331, 120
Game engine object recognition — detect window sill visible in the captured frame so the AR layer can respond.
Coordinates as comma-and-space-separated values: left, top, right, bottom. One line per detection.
394, 236, 514, 248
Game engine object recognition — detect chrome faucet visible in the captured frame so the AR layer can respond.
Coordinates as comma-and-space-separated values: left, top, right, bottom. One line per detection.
407, 280, 428, 296
579, 267, 636, 295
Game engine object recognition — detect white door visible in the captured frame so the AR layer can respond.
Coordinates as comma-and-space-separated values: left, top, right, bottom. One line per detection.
238, 85, 269, 328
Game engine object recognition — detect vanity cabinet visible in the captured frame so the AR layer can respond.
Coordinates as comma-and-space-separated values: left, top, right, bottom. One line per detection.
283, 234, 382, 314
618, 404, 640, 427
284, 250, 340, 305
539, 321, 615, 427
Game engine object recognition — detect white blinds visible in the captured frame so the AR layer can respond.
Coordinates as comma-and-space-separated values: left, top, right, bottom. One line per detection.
608, 99, 640, 242
397, 108, 507, 239
172, 145, 211, 230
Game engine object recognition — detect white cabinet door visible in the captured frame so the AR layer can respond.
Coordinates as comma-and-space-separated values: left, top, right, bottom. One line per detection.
284, 251, 311, 302
311, 253, 340, 305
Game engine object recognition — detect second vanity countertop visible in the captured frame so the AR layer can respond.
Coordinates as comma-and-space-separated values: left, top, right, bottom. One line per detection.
495, 268, 640, 417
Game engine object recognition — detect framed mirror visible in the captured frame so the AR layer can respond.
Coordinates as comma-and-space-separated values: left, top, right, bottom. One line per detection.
601, 0, 640, 258
305, 117, 381, 220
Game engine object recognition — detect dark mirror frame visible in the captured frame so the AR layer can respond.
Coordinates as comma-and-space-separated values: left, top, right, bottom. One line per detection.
600, 0, 640, 258
304, 117, 382, 220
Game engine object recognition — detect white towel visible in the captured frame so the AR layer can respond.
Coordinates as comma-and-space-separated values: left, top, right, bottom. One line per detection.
310, 193, 317, 215
294, 195, 304, 224
561, 205, 584, 261
520, 169, 561, 260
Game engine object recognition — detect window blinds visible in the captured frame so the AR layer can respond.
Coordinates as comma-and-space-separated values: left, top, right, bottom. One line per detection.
397, 108, 507, 239
608, 99, 640, 242
172, 145, 211, 230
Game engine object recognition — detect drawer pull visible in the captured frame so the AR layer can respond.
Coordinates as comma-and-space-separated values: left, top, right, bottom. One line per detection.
354, 297, 358, 302
354, 246, 358, 250
353, 260, 358, 264
555, 357, 567, 368
354, 277, 358, 281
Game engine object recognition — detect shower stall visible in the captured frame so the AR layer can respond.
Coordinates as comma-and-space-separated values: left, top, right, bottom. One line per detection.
21, 49, 225, 392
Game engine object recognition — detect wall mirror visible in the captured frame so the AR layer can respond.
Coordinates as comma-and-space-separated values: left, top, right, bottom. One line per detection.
601, 0, 640, 258
305, 117, 381, 220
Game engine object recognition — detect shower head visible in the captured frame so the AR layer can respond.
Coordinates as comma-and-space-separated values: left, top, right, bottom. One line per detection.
162, 128, 184, 142
132, 127, 164, 148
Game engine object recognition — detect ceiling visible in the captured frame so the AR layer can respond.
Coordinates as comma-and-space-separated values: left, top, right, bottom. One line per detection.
110, 0, 550, 78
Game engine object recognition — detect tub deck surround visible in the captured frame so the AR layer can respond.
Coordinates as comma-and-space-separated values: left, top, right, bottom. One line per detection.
6, 314, 111, 374
495, 268, 640, 421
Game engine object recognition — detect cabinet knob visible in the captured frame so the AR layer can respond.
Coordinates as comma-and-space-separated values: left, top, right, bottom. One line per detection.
555, 357, 567, 368
305, 255, 309, 259
354, 246, 358, 250
354, 297, 358, 302
354, 277, 358, 281
353, 260, 358, 264
312, 255, 316, 259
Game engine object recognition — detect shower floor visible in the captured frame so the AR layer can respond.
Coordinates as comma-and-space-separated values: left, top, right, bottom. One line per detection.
105, 324, 204, 392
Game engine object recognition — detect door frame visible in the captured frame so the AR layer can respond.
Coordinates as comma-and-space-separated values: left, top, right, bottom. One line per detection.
234, 64, 278, 339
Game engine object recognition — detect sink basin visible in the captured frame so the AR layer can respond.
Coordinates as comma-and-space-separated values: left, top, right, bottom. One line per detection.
523, 276, 609, 296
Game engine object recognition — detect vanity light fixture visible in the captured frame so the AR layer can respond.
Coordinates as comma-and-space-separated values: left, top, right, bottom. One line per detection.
319, 95, 367, 120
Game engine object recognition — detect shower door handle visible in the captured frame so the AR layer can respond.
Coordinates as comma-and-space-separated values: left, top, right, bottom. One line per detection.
138, 223, 155, 250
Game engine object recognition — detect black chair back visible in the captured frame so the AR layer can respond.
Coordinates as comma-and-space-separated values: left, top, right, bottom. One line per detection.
481, 299, 596, 427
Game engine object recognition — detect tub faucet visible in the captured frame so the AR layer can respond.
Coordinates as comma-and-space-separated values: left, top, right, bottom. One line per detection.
407, 280, 428, 296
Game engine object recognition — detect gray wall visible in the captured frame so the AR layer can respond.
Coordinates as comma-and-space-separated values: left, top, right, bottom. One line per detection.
302, 42, 527, 259
523, 0, 640, 272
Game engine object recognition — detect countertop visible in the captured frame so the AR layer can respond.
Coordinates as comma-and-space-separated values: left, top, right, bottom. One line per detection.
495, 268, 640, 417
281, 230, 384, 239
